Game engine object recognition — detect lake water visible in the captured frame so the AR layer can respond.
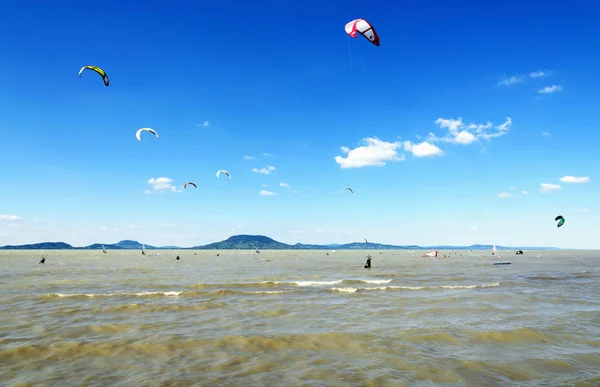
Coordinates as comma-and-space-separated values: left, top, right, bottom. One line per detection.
1, 249, 599, 386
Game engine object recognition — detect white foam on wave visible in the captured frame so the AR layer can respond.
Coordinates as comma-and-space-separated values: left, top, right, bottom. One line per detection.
262, 279, 392, 286
53, 291, 183, 298
331, 287, 358, 293
359, 279, 393, 284
246, 290, 291, 294
263, 280, 343, 286
331, 282, 500, 293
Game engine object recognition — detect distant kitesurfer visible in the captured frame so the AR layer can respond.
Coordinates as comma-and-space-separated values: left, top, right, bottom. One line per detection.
217, 253, 220, 257
176, 255, 180, 260
39, 255, 46, 264
364, 255, 372, 269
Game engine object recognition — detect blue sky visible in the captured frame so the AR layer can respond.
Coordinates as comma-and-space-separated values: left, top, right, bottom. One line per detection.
1, 0, 599, 248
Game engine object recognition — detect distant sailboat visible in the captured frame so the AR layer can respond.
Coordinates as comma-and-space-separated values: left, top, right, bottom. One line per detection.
102, 244, 107, 254
141, 244, 146, 255
492, 245, 497, 256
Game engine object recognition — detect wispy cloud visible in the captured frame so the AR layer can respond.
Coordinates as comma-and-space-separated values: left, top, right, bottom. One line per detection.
280, 182, 291, 188
540, 183, 561, 192
403, 141, 443, 157
335, 137, 405, 168
559, 176, 590, 183
0, 214, 22, 221
251, 165, 276, 175
262, 152, 272, 156
469, 226, 479, 231
201, 121, 210, 127
530, 70, 551, 78
497, 75, 525, 87
521, 190, 530, 195
243, 155, 255, 160
259, 190, 275, 196
147, 177, 180, 193
128, 225, 140, 228
426, 117, 512, 145
538, 85, 562, 94
498, 192, 517, 198
542, 131, 551, 137
315, 229, 325, 233
497, 69, 552, 87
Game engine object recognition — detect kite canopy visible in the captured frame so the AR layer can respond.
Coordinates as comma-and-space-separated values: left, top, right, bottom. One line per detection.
136, 128, 159, 141
555, 215, 565, 228
216, 170, 231, 178
79, 65, 109, 86
344, 19, 380, 46
344, 187, 354, 194
184, 182, 197, 189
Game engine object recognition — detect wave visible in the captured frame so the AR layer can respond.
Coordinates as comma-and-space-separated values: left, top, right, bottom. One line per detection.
331, 282, 501, 293
46, 291, 183, 299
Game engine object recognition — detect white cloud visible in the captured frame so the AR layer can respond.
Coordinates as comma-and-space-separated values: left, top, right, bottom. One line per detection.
521, 190, 530, 195
202, 121, 209, 127
497, 75, 525, 87
542, 131, 550, 137
259, 190, 275, 196
538, 85, 562, 94
243, 155, 255, 160
403, 141, 443, 157
147, 177, 179, 193
559, 176, 590, 183
498, 192, 516, 198
128, 225, 140, 228
251, 165, 276, 175
0, 215, 22, 221
335, 137, 405, 168
469, 226, 479, 231
263, 152, 272, 156
280, 182, 291, 188
426, 117, 512, 145
530, 70, 551, 78
315, 229, 325, 233
540, 183, 561, 192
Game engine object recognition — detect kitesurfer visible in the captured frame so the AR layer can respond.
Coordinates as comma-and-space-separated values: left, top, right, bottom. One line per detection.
364, 255, 372, 268
39, 256, 45, 264
176, 255, 180, 260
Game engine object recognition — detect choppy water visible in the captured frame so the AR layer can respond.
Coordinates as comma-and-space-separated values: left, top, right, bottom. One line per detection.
1, 249, 599, 386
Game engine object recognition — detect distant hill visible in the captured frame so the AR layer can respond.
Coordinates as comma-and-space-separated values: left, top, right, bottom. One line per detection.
191, 235, 291, 250
0, 235, 560, 250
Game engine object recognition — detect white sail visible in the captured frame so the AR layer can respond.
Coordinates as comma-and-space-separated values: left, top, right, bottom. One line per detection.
492, 245, 497, 255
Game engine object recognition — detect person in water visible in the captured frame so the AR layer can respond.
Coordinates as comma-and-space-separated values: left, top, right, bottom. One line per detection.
39, 257, 45, 264
176, 255, 180, 260
364, 255, 372, 268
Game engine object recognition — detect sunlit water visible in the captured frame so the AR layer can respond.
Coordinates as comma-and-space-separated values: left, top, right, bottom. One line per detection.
1, 249, 599, 386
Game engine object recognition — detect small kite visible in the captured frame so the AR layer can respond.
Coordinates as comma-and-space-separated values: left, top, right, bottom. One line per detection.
78, 65, 109, 86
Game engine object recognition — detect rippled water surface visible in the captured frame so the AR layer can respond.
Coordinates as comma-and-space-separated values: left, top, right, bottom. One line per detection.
1, 249, 599, 386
